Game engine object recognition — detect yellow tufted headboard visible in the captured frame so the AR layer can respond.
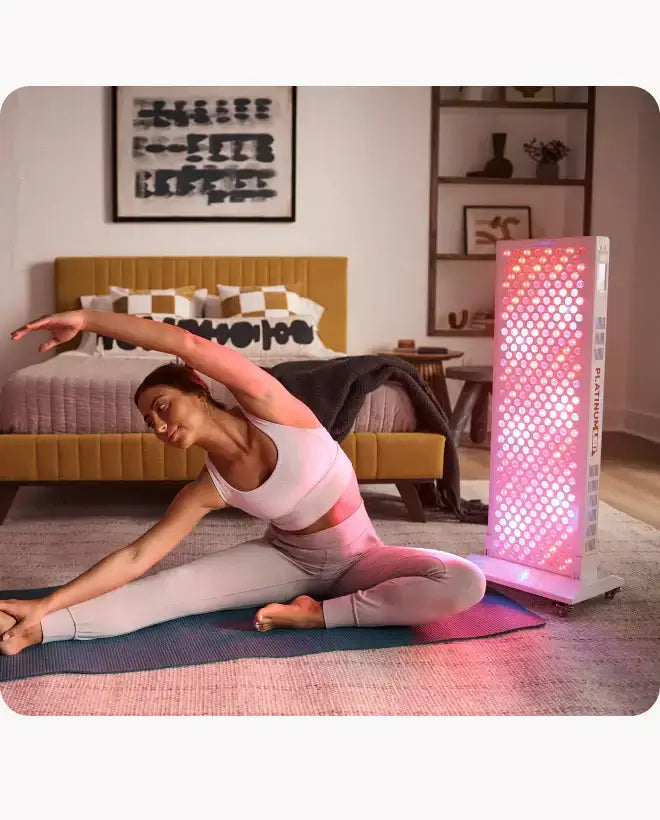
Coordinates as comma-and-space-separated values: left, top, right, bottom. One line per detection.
55, 256, 348, 353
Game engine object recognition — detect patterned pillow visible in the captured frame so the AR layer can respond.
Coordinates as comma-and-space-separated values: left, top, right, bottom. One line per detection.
212, 283, 324, 324
96, 314, 338, 359
109, 285, 207, 319
76, 287, 206, 355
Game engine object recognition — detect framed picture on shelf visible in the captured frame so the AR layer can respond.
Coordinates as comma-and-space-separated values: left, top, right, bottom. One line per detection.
505, 86, 555, 102
112, 86, 297, 222
464, 205, 532, 255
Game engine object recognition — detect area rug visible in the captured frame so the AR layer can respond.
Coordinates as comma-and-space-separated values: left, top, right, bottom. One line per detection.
0, 481, 658, 715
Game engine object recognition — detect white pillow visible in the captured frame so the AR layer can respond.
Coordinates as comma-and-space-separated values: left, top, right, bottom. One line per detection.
96, 314, 338, 359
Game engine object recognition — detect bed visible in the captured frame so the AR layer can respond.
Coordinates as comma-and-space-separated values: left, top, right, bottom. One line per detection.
0, 256, 446, 522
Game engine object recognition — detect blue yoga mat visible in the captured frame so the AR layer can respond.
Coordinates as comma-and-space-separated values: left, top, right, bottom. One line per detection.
0, 586, 545, 682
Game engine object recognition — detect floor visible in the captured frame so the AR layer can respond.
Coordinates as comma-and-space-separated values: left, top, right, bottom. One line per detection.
457, 431, 660, 529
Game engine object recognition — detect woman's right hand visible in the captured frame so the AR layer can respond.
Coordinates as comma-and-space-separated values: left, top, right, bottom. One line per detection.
0, 598, 49, 642
11, 310, 87, 352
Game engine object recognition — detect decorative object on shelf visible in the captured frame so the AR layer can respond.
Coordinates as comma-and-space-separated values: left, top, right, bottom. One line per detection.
397, 338, 416, 349
463, 205, 532, 255
523, 137, 570, 181
112, 86, 296, 222
448, 310, 469, 329
466, 132, 513, 178
470, 309, 495, 330
505, 86, 554, 102
485, 132, 513, 178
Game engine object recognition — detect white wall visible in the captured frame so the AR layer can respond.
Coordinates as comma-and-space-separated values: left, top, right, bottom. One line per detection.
0, 92, 20, 384
591, 87, 640, 434
1, 86, 658, 439
626, 88, 660, 440
591, 86, 660, 441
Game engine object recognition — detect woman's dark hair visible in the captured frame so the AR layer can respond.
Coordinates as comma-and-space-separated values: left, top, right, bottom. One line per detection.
134, 362, 226, 412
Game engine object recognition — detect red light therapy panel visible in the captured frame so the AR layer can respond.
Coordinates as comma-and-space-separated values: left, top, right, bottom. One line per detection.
487, 237, 610, 580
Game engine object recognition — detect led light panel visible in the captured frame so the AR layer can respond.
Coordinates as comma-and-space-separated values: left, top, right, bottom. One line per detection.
467, 237, 623, 606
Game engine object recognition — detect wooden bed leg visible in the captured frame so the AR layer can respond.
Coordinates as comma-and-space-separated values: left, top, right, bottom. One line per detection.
0, 483, 19, 525
395, 481, 426, 523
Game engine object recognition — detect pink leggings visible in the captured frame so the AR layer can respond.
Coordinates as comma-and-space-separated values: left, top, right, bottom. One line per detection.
41, 503, 487, 642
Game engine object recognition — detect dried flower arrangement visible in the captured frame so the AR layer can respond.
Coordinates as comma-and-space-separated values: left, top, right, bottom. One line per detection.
523, 138, 570, 164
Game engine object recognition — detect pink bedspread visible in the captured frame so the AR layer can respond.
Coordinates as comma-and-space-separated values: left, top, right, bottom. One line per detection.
0, 352, 417, 435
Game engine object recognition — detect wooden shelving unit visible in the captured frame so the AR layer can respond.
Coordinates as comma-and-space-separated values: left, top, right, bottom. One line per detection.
436, 253, 495, 261
427, 86, 596, 337
434, 328, 493, 337
438, 100, 589, 110
437, 177, 586, 186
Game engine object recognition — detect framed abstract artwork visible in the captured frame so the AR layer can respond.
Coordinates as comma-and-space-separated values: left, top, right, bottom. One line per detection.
111, 86, 296, 222
464, 205, 532, 255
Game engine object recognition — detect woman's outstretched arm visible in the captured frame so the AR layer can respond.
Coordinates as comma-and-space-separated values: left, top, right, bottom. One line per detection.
11, 309, 190, 358
0, 474, 225, 644
12, 309, 276, 396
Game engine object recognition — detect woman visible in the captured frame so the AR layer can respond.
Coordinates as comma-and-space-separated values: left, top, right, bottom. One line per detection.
0, 307, 486, 656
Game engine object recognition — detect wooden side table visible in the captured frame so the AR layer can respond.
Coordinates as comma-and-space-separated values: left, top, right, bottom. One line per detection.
382, 349, 463, 417
445, 365, 493, 445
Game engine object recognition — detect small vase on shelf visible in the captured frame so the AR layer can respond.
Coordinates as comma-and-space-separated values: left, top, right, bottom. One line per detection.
448, 310, 469, 330
524, 138, 570, 182
484, 132, 513, 178
535, 160, 559, 181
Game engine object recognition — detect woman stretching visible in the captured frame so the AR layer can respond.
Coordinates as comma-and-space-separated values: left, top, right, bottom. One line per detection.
0, 309, 486, 656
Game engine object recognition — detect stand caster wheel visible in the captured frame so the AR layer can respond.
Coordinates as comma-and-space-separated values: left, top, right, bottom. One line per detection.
605, 587, 621, 600
554, 602, 573, 617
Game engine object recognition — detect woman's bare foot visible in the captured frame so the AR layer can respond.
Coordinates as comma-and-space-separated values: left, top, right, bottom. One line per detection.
0, 610, 43, 656
255, 595, 325, 631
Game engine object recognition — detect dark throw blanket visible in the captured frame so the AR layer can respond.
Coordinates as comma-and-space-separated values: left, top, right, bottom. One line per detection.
264, 355, 489, 524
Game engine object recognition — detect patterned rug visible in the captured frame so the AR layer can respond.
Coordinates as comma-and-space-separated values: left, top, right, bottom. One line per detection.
0, 481, 658, 714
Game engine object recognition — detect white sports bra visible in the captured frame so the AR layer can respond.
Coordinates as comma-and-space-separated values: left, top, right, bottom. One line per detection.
204, 408, 355, 530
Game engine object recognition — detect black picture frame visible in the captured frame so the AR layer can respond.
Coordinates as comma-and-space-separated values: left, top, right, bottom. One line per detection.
463, 205, 532, 255
111, 86, 297, 222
